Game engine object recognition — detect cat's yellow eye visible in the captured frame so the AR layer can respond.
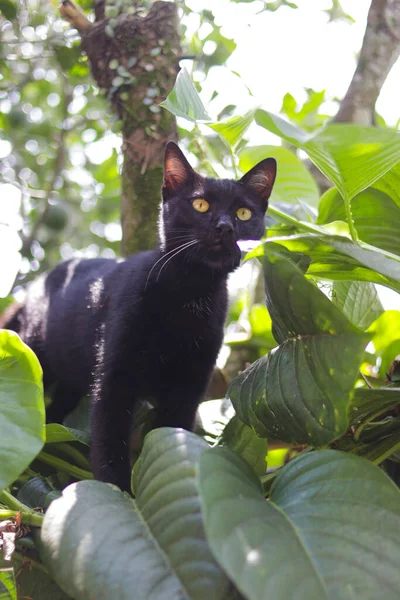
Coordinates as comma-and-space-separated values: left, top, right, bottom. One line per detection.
192, 198, 209, 213
236, 207, 252, 221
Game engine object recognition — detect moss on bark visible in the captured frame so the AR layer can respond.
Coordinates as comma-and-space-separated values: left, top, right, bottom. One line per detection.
70, 0, 181, 254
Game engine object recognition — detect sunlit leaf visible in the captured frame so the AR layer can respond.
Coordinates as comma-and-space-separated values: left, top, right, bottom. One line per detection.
160, 68, 211, 122
39, 428, 240, 600
256, 110, 400, 201
239, 145, 319, 207
198, 448, 400, 600
332, 280, 384, 329
0, 331, 45, 493
229, 248, 367, 445
219, 416, 268, 476
209, 110, 254, 150
318, 186, 400, 255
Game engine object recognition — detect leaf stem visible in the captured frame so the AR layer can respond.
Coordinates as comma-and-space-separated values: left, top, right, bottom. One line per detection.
0, 491, 44, 527
343, 193, 358, 241
37, 451, 93, 480
267, 205, 324, 234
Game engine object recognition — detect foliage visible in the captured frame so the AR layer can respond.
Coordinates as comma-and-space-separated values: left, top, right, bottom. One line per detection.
1, 1, 400, 598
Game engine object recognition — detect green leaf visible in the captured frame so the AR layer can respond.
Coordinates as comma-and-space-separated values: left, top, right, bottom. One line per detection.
350, 387, 400, 427
262, 246, 359, 344
0, 569, 16, 600
368, 311, 400, 376
198, 447, 400, 600
161, 70, 255, 149
256, 111, 400, 201
249, 235, 400, 293
229, 333, 366, 445
255, 109, 311, 145
229, 250, 367, 445
332, 281, 384, 329
318, 186, 400, 256
219, 416, 268, 476
0, 331, 45, 493
45, 423, 90, 446
208, 111, 254, 150
39, 428, 239, 600
0, 0, 17, 20
17, 477, 61, 511
9, 553, 72, 600
239, 145, 319, 207
54, 44, 82, 73
160, 68, 211, 122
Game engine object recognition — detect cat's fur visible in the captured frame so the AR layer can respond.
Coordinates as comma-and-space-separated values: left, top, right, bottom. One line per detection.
1, 143, 276, 491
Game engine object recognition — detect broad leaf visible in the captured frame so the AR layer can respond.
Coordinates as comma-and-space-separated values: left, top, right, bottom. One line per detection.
161, 71, 261, 150
160, 68, 211, 122
349, 387, 400, 426
219, 416, 268, 476
239, 145, 319, 207
209, 111, 254, 150
229, 249, 367, 445
332, 281, 384, 329
248, 235, 400, 293
45, 424, 90, 446
39, 428, 239, 600
229, 334, 366, 445
368, 311, 400, 375
7, 554, 69, 600
18, 477, 62, 510
0, 331, 45, 493
198, 447, 400, 600
256, 110, 400, 201
0, 569, 16, 600
318, 187, 400, 255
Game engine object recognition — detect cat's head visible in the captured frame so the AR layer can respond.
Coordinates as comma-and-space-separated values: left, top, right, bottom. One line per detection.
159, 142, 276, 275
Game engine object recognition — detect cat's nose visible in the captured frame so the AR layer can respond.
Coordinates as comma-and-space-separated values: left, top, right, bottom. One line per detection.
216, 217, 233, 234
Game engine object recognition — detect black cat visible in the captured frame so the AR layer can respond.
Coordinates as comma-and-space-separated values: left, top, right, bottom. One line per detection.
1, 142, 276, 491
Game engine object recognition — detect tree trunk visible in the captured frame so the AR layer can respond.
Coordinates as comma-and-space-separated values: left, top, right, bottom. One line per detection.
334, 0, 400, 125
60, 0, 181, 254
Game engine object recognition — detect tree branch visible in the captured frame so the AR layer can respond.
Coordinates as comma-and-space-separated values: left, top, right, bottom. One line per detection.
59, 0, 93, 33
334, 0, 400, 125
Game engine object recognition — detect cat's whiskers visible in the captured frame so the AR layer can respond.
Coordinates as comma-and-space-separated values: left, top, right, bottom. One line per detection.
156, 239, 198, 283
145, 239, 198, 290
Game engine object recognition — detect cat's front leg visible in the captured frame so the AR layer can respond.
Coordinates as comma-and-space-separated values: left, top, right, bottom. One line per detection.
152, 374, 210, 432
90, 369, 134, 492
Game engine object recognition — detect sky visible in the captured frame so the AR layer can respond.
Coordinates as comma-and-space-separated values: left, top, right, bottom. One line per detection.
184, 0, 399, 130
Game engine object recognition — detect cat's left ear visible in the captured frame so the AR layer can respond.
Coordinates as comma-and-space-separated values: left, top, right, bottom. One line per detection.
163, 142, 198, 198
239, 158, 277, 207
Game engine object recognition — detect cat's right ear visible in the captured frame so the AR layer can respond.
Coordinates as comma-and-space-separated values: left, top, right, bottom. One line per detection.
163, 142, 196, 198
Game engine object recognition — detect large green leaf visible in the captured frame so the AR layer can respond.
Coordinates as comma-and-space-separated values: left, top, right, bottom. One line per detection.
368, 311, 400, 376
209, 111, 255, 150
219, 416, 268, 476
0, 569, 16, 600
239, 145, 319, 207
7, 554, 70, 600
248, 235, 400, 292
349, 387, 400, 427
332, 280, 384, 329
256, 110, 400, 201
318, 187, 400, 255
229, 334, 366, 444
39, 428, 239, 600
160, 68, 211, 122
198, 447, 400, 600
45, 423, 90, 446
229, 249, 367, 445
161, 70, 259, 150
0, 331, 45, 493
